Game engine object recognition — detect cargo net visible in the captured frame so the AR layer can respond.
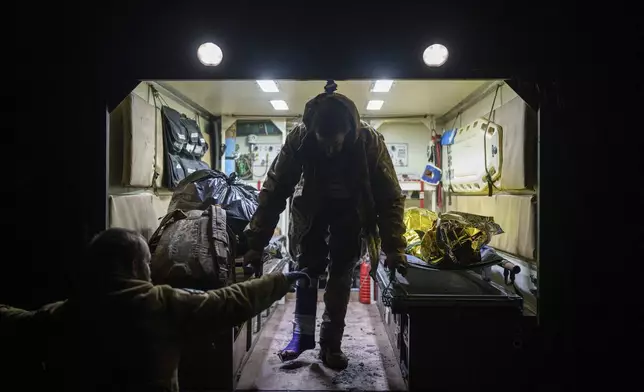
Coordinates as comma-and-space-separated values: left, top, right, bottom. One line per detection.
403, 207, 504, 270
380, 280, 396, 307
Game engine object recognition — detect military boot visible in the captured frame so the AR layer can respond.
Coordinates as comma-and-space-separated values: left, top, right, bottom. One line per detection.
319, 320, 349, 370
318, 262, 353, 370
318, 340, 349, 370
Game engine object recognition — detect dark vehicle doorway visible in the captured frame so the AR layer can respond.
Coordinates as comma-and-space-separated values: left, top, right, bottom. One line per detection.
7, 4, 602, 391
104, 70, 544, 391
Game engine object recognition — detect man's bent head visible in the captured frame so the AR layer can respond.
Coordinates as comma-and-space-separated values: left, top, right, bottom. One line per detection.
86, 228, 151, 281
310, 97, 354, 158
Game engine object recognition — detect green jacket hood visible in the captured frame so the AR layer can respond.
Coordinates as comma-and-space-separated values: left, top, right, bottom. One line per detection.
302, 92, 362, 142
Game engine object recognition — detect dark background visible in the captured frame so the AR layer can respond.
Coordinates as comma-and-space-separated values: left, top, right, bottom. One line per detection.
6, 0, 641, 389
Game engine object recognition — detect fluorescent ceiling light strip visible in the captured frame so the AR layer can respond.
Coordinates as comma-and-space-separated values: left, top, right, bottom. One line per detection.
371, 80, 394, 92
257, 80, 279, 92
270, 100, 289, 110
366, 100, 384, 110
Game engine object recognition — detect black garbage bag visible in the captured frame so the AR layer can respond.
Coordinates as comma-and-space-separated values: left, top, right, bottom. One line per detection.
220, 178, 261, 233
167, 169, 260, 249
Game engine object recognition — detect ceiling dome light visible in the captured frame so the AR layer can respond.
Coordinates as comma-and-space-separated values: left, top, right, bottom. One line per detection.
422, 44, 449, 67
197, 42, 223, 66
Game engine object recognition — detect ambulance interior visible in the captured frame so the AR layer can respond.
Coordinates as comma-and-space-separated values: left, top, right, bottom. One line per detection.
108, 79, 538, 391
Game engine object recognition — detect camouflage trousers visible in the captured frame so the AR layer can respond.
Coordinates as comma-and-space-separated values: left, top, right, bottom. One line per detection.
294, 200, 362, 350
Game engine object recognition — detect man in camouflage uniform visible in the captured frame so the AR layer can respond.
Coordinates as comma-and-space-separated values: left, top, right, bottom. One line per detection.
244, 87, 407, 370
0, 228, 308, 392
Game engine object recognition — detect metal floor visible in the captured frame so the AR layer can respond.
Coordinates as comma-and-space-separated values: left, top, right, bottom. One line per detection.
235, 297, 406, 391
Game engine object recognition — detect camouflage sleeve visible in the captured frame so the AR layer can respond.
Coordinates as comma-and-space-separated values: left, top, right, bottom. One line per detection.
166, 272, 291, 336
245, 128, 304, 251
0, 303, 61, 352
371, 136, 407, 263
0, 305, 36, 340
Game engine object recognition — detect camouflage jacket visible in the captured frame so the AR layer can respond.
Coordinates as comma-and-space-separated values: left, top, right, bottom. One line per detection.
245, 92, 407, 274
0, 273, 290, 392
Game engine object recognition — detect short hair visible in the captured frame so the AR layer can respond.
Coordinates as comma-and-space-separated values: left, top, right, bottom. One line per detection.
310, 97, 353, 139
86, 228, 149, 275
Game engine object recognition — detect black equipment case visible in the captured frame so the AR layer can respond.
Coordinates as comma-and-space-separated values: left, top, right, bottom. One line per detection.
375, 260, 537, 391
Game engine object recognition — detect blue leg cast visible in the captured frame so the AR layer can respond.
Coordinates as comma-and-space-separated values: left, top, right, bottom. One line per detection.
277, 279, 318, 362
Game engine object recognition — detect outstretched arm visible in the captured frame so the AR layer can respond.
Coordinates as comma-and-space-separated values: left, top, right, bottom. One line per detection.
245, 128, 305, 252
167, 272, 291, 336
1, 303, 61, 339
1, 305, 37, 340
1, 303, 61, 360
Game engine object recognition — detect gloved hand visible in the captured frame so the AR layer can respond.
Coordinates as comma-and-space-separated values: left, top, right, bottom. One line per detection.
243, 249, 264, 277
284, 268, 312, 287
385, 253, 408, 276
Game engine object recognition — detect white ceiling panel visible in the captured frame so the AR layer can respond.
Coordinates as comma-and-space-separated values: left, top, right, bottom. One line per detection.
155, 80, 491, 118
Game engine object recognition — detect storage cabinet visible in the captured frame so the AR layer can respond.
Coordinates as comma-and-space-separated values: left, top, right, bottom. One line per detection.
375, 262, 536, 390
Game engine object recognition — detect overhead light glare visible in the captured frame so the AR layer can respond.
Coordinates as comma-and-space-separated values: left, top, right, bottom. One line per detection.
257, 80, 279, 92
371, 80, 394, 92
270, 100, 289, 111
422, 44, 449, 67
197, 42, 223, 66
366, 100, 384, 111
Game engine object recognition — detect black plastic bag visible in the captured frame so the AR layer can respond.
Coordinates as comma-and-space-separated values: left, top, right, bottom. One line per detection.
220, 182, 260, 232
167, 169, 260, 238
